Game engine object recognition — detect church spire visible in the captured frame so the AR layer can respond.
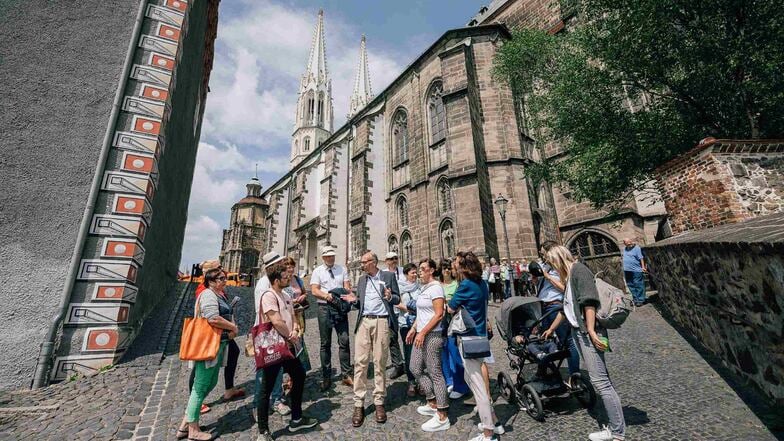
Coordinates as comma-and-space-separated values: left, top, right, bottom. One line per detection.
348, 34, 373, 118
301, 9, 328, 92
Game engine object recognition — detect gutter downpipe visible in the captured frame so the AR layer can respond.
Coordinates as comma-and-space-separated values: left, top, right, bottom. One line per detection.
31, 0, 149, 389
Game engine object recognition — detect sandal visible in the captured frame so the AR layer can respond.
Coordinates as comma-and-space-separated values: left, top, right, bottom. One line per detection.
188, 430, 213, 441
200, 404, 210, 414
176, 428, 189, 440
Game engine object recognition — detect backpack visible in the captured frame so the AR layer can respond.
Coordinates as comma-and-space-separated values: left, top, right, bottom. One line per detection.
594, 277, 633, 329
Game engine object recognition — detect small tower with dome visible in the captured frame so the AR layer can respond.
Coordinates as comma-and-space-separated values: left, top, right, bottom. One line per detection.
219, 173, 269, 277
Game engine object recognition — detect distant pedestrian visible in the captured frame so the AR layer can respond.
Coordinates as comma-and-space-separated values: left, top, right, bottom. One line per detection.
440, 258, 470, 401
177, 268, 239, 441
384, 251, 407, 380
489, 258, 502, 303
395, 262, 421, 396
622, 238, 647, 306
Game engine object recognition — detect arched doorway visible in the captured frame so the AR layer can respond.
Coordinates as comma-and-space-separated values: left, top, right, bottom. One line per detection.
567, 230, 624, 288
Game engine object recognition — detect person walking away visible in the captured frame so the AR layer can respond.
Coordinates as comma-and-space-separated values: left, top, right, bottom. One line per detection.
500, 260, 511, 300
439, 259, 470, 400
489, 258, 502, 303
622, 238, 647, 306
406, 258, 450, 432
395, 262, 421, 396
254, 253, 289, 416
177, 269, 238, 441
309, 246, 353, 390
449, 252, 504, 440
542, 246, 626, 441
255, 261, 319, 440
384, 251, 407, 379
341, 252, 400, 427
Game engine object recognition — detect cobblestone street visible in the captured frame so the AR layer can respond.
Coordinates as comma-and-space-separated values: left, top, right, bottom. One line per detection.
0, 284, 780, 440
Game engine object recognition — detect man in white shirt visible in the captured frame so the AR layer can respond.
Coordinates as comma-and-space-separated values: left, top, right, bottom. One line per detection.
383, 252, 406, 379
310, 245, 353, 391
341, 251, 400, 427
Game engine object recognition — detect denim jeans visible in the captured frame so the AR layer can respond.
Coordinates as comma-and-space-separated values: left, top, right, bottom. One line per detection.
441, 335, 470, 394
624, 271, 646, 304
573, 330, 625, 439
504, 280, 512, 299
540, 303, 579, 375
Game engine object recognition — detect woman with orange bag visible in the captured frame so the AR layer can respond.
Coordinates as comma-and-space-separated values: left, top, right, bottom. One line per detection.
177, 268, 239, 441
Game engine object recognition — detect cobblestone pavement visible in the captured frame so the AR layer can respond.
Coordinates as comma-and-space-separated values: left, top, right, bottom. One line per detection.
1, 285, 780, 441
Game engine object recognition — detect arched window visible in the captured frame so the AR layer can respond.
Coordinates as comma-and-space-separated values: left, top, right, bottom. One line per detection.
397, 196, 409, 228
401, 231, 413, 265
428, 81, 446, 143
439, 219, 455, 258
437, 177, 453, 215
306, 91, 315, 124
317, 92, 325, 126
388, 235, 399, 254
568, 231, 620, 259
303, 136, 311, 152
392, 109, 408, 164
294, 139, 299, 154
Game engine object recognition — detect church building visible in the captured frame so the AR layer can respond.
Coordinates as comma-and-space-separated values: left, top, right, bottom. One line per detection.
249, 1, 667, 285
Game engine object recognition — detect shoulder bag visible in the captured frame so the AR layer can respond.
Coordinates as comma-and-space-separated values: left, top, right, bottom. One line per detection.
179, 291, 222, 361
251, 290, 295, 369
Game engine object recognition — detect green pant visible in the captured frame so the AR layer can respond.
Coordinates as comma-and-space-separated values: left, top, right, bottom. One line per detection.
186, 341, 226, 422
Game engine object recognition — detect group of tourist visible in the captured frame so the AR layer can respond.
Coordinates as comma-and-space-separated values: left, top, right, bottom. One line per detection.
178, 239, 634, 441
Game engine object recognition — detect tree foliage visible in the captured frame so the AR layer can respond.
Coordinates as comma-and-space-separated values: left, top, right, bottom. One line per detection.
494, 0, 784, 208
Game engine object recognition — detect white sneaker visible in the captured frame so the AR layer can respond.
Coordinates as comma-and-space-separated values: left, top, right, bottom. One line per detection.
447, 385, 454, 394
421, 414, 450, 432
416, 404, 437, 416
477, 422, 505, 435
588, 426, 614, 441
449, 391, 466, 399
467, 433, 497, 441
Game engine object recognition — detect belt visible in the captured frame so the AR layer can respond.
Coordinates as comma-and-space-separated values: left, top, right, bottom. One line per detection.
362, 314, 388, 319
543, 300, 562, 306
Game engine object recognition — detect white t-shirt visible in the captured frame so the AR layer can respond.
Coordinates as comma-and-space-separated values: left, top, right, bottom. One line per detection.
415, 282, 445, 333
563, 280, 579, 328
310, 264, 348, 303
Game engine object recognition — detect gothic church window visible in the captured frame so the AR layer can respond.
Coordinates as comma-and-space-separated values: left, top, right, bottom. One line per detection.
428, 82, 446, 144
388, 236, 399, 254
401, 231, 413, 265
306, 91, 315, 124
439, 219, 455, 258
397, 196, 409, 228
568, 231, 620, 259
392, 109, 408, 164
303, 137, 311, 152
317, 92, 325, 127
437, 178, 453, 215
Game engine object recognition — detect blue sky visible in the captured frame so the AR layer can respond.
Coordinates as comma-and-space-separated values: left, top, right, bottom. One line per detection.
181, 0, 488, 269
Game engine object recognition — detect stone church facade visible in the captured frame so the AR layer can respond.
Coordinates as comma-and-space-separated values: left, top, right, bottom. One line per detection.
257, 1, 667, 285
219, 176, 267, 275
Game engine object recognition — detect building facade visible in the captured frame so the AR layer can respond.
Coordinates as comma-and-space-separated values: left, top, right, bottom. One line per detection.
256, 1, 668, 287
0, 0, 219, 388
220, 177, 268, 275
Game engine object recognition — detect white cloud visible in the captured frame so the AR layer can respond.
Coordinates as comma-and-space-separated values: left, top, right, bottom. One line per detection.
181, 215, 223, 269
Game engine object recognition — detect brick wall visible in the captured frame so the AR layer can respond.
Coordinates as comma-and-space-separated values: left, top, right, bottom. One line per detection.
472, 0, 562, 33
654, 139, 784, 235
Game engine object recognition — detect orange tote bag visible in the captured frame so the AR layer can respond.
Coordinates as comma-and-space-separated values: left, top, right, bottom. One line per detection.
179, 291, 221, 361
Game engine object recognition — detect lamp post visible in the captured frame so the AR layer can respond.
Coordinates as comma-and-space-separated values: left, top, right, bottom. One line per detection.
494, 194, 515, 297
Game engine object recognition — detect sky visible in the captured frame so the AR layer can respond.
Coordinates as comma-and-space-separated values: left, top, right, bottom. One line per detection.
180, 0, 488, 270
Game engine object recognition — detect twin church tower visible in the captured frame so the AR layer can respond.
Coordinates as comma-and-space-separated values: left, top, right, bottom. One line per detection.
291, 10, 373, 164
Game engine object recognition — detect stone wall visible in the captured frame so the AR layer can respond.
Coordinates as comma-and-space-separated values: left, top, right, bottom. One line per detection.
644, 213, 784, 405
654, 139, 784, 235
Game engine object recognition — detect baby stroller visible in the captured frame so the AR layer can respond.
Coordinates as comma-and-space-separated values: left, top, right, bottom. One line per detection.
495, 297, 596, 421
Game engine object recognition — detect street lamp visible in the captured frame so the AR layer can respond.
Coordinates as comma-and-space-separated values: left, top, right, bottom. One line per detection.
494, 194, 515, 297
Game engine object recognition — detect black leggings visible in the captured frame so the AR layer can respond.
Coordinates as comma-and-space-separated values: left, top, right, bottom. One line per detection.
189, 339, 240, 392
257, 358, 306, 433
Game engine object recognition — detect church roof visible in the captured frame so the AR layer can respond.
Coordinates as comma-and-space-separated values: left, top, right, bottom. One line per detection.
301, 9, 329, 92
234, 195, 268, 207
348, 35, 373, 118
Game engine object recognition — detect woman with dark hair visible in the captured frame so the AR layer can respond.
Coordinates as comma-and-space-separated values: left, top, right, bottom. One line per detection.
177, 268, 239, 441
541, 245, 625, 441
449, 251, 503, 441
394, 262, 421, 396
256, 261, 319, 440
406, 258, 450, 432
439, 258, 470, 400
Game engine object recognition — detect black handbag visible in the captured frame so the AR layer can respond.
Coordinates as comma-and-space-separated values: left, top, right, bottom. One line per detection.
459, 335, 492, 359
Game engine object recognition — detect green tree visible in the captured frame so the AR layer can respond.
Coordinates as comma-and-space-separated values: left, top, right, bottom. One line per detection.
494, 0, 784, 208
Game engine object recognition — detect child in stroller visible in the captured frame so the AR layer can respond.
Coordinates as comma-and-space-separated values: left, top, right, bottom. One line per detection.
496, 297, 596, 421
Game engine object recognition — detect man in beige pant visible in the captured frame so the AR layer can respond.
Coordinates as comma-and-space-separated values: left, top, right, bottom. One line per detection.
341, 252, 400, 427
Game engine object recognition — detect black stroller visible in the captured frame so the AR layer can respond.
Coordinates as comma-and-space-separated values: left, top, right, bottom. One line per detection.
495, 297, 597, 421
